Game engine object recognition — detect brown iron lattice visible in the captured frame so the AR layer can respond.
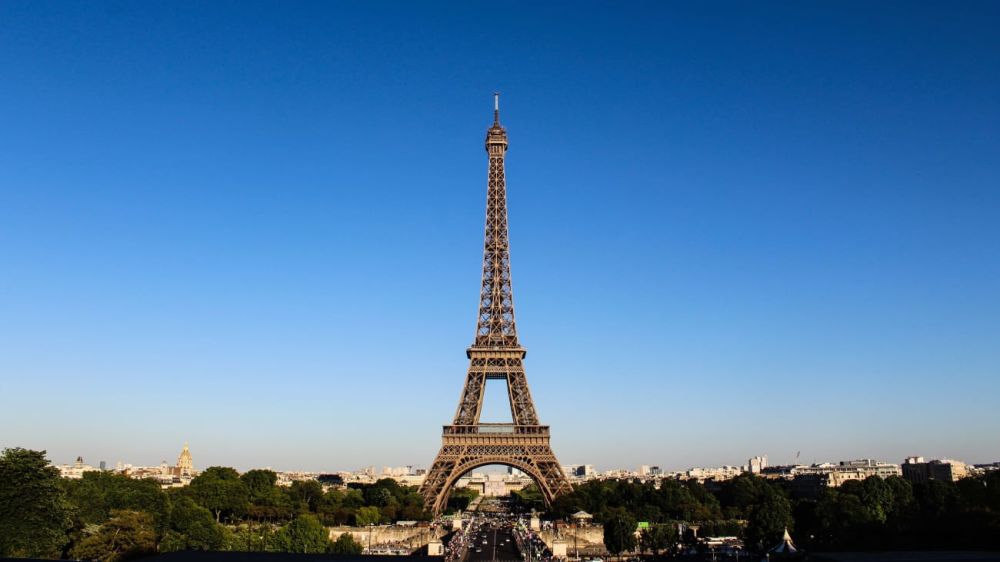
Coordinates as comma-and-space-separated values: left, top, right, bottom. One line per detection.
420, 96, 572, 515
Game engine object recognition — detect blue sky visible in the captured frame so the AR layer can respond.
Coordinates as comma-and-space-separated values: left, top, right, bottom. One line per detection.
1, 2, 998, 473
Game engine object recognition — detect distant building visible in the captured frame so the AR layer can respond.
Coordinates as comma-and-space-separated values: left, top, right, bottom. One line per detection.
563, 464, 596, 479
901, 456, 969, 483
685, 465, 744, 482
56, 456, 99, 479
318, 473, 345, 486
795, 459, 901, 485
484, 473, 507, 496
638, 465, 651, 476
765, 459, 901, 498
175, 443, 194, 477
748, 455, 768, 474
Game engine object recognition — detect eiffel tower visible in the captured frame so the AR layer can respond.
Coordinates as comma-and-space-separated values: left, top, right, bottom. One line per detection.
420, 95, 572, 515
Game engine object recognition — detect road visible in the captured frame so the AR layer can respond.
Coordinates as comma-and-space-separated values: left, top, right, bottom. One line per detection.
466, 522, 521, 562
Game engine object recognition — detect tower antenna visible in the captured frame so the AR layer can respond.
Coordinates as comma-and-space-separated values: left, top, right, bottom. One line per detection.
494, 92, 500, 124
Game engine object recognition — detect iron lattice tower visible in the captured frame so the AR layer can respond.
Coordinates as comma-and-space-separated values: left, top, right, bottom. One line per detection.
420, 95, 572, 514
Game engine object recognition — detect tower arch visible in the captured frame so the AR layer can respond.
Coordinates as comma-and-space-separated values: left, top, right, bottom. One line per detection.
430, 457, 560, 515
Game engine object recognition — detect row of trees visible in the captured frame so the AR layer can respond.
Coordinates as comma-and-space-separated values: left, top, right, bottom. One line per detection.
549, 471, 1000, 554
7, 446, 1000, 559
188, 465, 428, 525
547, 476, 790, 554
796, 473, 1000, 550
0, 448, 397, 560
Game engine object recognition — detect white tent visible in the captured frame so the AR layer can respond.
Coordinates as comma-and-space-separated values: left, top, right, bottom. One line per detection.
769, 528, 798, 554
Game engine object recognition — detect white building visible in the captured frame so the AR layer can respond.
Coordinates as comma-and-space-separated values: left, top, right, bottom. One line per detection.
685, 465, 744, 482
56, 456, 100, 479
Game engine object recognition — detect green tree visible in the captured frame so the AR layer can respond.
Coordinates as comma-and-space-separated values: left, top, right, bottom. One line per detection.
271, 514, 330, 553
329, 532, 364, 554
718, 474, 768, 519
240, 469, 278, 502
64, 471, 169, 531
744, 486, 792, 550
639, 524, 677, 555
289, 479, 325, 512
0, 448, 73, 557
815, 489, 873, 549
69, 510, 156, 562
858, 476, 894, 523
354, 505, 382, 526
189, 466, 249, 522
447, 487, 481, 512
161, 496, 229, 551
603, 507, 638, 556
365, 486, 394, 508
884, 475, 915, 518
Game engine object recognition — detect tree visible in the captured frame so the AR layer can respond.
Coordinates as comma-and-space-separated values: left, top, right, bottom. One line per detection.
329, 532, 364, 554
271, 514, 331, 553
241, 469, 278, 503
639, 524, 677, 556
510, 485, 544, 512
162, 496, 229, 551
603, 507, 637, 557
815, 488, 872, 549
884, 475, 915, 519
0, 448, 73, 557
858, 476, 894, 523
354, 505, 382, 526
189, 466, 249, 522
718, 474, 768, 519
744, 486, 792, 550
365, 486, 394, 508
64, 471, 169, 530
289, 479, 325, 512
448, 487, 481, 512
69, 510, 156, 562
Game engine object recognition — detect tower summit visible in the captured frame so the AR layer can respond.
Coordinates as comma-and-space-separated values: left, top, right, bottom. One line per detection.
477, 92, 516, 350
420, 96, 572, 514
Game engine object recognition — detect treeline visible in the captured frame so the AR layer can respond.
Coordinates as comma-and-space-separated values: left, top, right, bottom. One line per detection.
0, 448, 424, 560
547, 471, 1000, 553
202, 466, 429, 525
446, 487, 479, 513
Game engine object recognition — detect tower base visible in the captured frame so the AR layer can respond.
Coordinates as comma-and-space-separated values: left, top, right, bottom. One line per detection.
420, 424, 572, 515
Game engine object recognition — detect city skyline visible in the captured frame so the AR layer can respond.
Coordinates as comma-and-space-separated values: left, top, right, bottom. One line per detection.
2, 2, 999, 472
40, 444, 994, 478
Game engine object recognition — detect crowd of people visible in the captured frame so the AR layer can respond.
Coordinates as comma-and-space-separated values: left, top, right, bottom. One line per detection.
443, 516, 484, 562
364, 541, 419, 556
512, 520, 553, 562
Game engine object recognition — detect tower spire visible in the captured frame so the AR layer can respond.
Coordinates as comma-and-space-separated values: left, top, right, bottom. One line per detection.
478, 93, 514, 347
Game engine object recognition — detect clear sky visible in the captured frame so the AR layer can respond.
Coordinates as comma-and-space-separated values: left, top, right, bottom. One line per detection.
1, 2, 998, 473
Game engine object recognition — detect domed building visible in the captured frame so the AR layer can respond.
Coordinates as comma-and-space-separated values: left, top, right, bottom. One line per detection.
175, 443, 194, 477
